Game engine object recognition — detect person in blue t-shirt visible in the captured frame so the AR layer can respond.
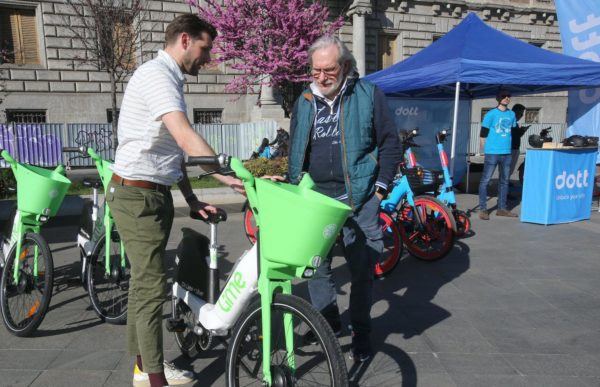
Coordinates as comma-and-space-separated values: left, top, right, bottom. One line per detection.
478, 89, 518, 220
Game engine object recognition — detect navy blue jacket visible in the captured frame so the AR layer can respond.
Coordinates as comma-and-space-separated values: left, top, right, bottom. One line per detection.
289, 77, 401, 211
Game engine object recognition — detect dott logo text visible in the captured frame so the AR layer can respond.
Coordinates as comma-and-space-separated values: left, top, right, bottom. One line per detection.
555, 170, 589, 189
395, 106, 419, 117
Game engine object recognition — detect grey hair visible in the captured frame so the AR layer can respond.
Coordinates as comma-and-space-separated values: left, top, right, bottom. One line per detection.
308, 35, 358, 75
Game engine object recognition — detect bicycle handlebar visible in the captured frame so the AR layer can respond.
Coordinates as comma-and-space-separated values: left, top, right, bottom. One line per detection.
188, 154, 230, 168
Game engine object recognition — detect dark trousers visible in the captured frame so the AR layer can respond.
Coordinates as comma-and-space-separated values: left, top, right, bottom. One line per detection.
308, 194, 382, 342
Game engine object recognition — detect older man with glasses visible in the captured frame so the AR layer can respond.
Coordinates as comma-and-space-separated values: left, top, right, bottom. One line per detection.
478, 89, 519, 220
288, 35, 401, 362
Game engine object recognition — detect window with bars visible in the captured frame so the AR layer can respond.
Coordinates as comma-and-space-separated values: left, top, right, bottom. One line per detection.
107, 109, 120, 123
524, 108, 540, 123
193, 109, 222, 124
480, 108, 491, 122
6, 109, 47, 123
0, 6, 40, 65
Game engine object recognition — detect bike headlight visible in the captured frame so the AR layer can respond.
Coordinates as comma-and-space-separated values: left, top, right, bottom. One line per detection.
302, 268, 314, 278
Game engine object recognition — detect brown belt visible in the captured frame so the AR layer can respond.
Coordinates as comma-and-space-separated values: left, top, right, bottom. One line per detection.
111, 173, 170, 192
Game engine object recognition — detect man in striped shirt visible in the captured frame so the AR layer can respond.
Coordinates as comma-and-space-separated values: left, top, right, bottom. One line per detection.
107, 15, 242, 387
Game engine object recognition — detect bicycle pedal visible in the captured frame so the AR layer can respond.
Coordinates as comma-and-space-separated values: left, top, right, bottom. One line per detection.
166, 318, 187, 333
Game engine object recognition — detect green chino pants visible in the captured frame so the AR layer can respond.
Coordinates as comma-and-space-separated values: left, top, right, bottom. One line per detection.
106, 182, 174, 373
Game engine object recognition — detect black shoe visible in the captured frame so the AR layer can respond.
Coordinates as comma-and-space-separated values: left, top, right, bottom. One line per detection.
349, 331, 372, 362
349, 345, 372, 362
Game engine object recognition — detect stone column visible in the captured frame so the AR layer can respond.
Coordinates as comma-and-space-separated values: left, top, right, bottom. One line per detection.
259, 79, 278, 107
251, 75, 287, 128
347, 0, 372, 77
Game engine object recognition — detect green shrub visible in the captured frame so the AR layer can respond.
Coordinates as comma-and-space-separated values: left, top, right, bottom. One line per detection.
243, 157, 288, 177
0, 168, 16, 199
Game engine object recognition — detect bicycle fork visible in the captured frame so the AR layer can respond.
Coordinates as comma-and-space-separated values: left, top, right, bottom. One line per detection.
11, 212, 43, 286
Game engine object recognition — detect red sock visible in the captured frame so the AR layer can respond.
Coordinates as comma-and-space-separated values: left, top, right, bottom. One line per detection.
136, 355, 143, 372
148, 371, 168, 386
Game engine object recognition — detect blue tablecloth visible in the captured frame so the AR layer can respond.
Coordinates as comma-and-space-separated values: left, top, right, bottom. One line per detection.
521, 147, 598, 224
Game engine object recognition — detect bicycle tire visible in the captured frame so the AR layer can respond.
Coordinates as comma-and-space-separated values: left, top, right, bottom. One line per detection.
173, 300, 203, 358
226, 293, 348, 387
397, 195, 456, 261
0, 233, 53, 337
86, 229, 129, 324
374, 211, 402, 278
243, 201, 257, 244
454, 209, 471, 237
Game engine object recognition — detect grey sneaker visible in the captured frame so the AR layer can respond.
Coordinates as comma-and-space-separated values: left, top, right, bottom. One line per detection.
479, 210, 489, 220
133, 361, 194, 386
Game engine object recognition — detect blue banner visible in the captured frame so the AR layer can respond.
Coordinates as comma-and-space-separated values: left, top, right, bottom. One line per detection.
521, 148, 596, 224
555, 1, 600, 141
386, 98, 471, 184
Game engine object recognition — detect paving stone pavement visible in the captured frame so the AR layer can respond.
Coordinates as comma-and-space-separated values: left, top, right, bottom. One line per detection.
1, 190, 600, 387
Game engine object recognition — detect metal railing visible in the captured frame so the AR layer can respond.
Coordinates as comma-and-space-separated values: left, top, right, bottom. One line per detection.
1, 121, 575, 168
0, 121, 279, 168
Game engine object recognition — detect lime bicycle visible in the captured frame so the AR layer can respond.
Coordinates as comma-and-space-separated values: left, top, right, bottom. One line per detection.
73, 146, 129, 324
168, 154, 349, 386
0, 148, 73, 336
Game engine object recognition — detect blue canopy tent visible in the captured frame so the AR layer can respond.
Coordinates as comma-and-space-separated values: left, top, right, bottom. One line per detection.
365, 12, 600, 175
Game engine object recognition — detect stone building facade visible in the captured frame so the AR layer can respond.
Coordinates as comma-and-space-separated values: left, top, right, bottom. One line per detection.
0, 0, 563, 127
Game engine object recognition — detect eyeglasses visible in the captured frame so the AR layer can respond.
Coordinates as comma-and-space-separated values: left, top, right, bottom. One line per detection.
311, 64, 341, 78
500, 94, 511, 99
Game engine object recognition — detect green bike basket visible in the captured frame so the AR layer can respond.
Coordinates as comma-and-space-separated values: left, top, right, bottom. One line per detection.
254, 178, 351, 267
15, 164, 71, 217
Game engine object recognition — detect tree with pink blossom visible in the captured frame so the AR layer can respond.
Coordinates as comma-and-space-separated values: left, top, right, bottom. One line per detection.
187, 0, 344, 115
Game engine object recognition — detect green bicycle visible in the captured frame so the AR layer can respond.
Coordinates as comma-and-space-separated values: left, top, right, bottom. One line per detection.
74, 146, 129, 324
0, 148, 73, 336
168, 154, 350, 386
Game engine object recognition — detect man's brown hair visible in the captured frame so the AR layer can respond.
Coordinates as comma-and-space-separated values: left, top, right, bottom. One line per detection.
165, 14, 217, 44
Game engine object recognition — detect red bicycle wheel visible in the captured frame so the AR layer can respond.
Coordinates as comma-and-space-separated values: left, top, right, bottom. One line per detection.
375, 211, 402, 278
243, 203, 257, 244
397, 195, 456, 261
454, 209, 471, 237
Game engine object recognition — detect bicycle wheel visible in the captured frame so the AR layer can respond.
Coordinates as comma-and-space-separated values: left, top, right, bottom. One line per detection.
173, 300, 212, 358
397, 195, 456, 261
0, 233, 53, 336
226, 293, 348, 387
374, 211, 402, 278
454, 209, 471, 237
243, 202, 257, 244
174, 300, 199, 357
86, 229, 129, 324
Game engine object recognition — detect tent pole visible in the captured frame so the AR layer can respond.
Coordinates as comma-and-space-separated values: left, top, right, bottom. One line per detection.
450, 81, 460, 177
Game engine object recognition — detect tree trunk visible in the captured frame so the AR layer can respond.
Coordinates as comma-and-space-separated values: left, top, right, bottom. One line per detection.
109, 70, 119, 150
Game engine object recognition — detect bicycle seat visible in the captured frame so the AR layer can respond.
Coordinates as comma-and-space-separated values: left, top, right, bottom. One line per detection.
190, 208, 227, 224
83, 178, 103, 189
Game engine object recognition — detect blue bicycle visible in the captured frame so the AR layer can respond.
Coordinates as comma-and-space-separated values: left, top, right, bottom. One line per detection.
433, 129, 471, 237
375, 130, 457, 277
